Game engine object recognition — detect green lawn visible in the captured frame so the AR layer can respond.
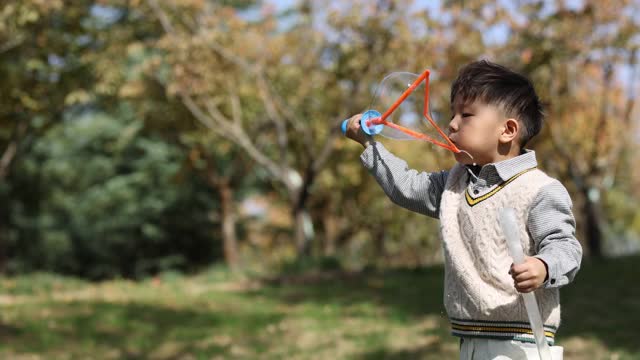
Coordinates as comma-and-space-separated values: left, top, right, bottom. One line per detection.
0, 256, 638, 359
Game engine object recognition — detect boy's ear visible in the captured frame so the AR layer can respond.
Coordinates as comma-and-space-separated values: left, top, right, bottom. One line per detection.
500, 118, 519, 143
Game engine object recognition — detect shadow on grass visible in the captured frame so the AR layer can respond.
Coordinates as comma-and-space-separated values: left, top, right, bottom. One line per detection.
0, 301, 282, 358
257, 266, 447, 319
254, 254, 640, 357
250, 265, 455, 357
560, 255, 640, 352
358, 344, 453, 360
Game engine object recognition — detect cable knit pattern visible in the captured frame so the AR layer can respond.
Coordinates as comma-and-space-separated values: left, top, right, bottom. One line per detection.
441, 163, 561, 342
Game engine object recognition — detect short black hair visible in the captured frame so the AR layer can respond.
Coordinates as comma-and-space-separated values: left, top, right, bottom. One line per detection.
450, 60, 544, 147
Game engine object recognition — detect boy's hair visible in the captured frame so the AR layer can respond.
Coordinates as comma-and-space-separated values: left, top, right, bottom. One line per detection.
450, 60, 544, 147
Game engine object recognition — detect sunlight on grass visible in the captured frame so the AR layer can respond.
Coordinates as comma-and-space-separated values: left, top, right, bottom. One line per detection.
0, 256, 638, 359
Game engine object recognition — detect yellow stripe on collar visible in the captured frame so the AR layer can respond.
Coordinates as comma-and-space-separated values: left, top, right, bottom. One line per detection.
465, 167, 537, 207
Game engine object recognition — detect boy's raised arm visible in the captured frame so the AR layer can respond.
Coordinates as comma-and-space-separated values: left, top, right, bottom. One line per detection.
360, 141, 447, 219
343, 114, 447, 218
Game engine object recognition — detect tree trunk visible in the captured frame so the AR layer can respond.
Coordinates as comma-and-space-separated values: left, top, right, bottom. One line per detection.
217, 181, 239, 269
0, 219, 6, 273
291, 166, 316, 257
321, 212, 338, 256
0, 168, 13, 273
0, 188, 8, 272
581, 188, 603, 258
0, 123, 25, 273
294, 208, 314, 256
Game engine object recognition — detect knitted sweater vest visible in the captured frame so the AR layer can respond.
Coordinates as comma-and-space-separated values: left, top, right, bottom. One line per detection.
440, 163, 561, 344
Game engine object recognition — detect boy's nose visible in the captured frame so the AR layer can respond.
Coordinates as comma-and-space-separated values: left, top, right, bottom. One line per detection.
448, 117, 459, 134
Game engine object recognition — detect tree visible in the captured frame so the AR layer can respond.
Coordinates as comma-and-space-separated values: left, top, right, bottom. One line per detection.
141, 0, 389, 256
0, 0, 100, 271
142, 0, 510, 262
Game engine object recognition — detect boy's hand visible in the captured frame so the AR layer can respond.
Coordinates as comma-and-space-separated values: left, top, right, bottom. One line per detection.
344, 114, 374, 148
509, 257, 548, 293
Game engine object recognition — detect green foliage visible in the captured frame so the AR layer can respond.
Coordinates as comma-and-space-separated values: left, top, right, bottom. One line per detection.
8, 110, 217, 279
0, 0, 96, 147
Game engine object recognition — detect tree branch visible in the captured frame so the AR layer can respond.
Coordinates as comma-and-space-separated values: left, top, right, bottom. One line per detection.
147, 0, 175, 33
256, 74, 289, 164
149, 0, 315, 197
226, 78, 242, 127
0, 141, 17, 180
0, 121, 27, 180
0, 37, 23, 54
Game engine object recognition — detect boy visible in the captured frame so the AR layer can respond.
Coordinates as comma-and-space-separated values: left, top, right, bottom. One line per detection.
344, 60, 582, 359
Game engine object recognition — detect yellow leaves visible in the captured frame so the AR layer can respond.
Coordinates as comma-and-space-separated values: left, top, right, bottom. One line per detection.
25, 58, 46, 71
173, 63, 185, 77
224, 9, 248, 32
2, 0, 63, 28
520, 48, 533, 64
173, 0, 205, 11
118, 81, 146, 99
18, 92, 40, 111
17, 6, 39, 26
33, 0, 63, 11
0, 5, 16, 34
64, 89, 93, 105
165, 82, 182, 98
126, 42, 145, 56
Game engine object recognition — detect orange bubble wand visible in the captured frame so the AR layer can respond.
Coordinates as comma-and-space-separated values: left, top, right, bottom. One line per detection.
342, 69, 461, 154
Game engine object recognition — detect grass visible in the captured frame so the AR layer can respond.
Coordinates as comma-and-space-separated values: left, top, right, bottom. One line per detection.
0, 256, 638, 359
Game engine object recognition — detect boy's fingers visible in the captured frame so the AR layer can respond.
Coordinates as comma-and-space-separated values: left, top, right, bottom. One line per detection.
509, 264, 526, 278
344, 114, 373, 147
346, 115, 362, 134
511, 263, 528, 274
512, 269, 545, 283
515, 279, 535, 290
350, 114, 362, 127
514, 272, 532, 282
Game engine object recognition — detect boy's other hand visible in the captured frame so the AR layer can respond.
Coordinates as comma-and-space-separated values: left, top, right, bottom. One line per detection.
345, 114, 374, 148
509, 257, 548, 293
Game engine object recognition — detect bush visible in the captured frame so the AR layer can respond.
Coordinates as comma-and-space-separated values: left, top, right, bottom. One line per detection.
7, 111, 219, 279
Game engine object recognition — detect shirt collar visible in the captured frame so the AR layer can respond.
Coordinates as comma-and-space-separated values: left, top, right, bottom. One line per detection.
492, 149, 538, 180
465, 149, 538, 183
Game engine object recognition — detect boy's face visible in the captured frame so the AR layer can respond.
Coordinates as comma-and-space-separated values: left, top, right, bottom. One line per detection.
447, 100, 510, 165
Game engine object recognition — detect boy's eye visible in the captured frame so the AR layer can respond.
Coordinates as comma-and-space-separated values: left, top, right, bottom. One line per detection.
449, 113, 474, 120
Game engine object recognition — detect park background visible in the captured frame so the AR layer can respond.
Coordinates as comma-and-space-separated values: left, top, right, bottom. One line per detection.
0, 0, 639, 359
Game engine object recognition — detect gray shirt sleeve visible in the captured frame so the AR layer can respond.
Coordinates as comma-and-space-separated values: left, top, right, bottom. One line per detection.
529, 180, 583, 288
360, 141, 447, 219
